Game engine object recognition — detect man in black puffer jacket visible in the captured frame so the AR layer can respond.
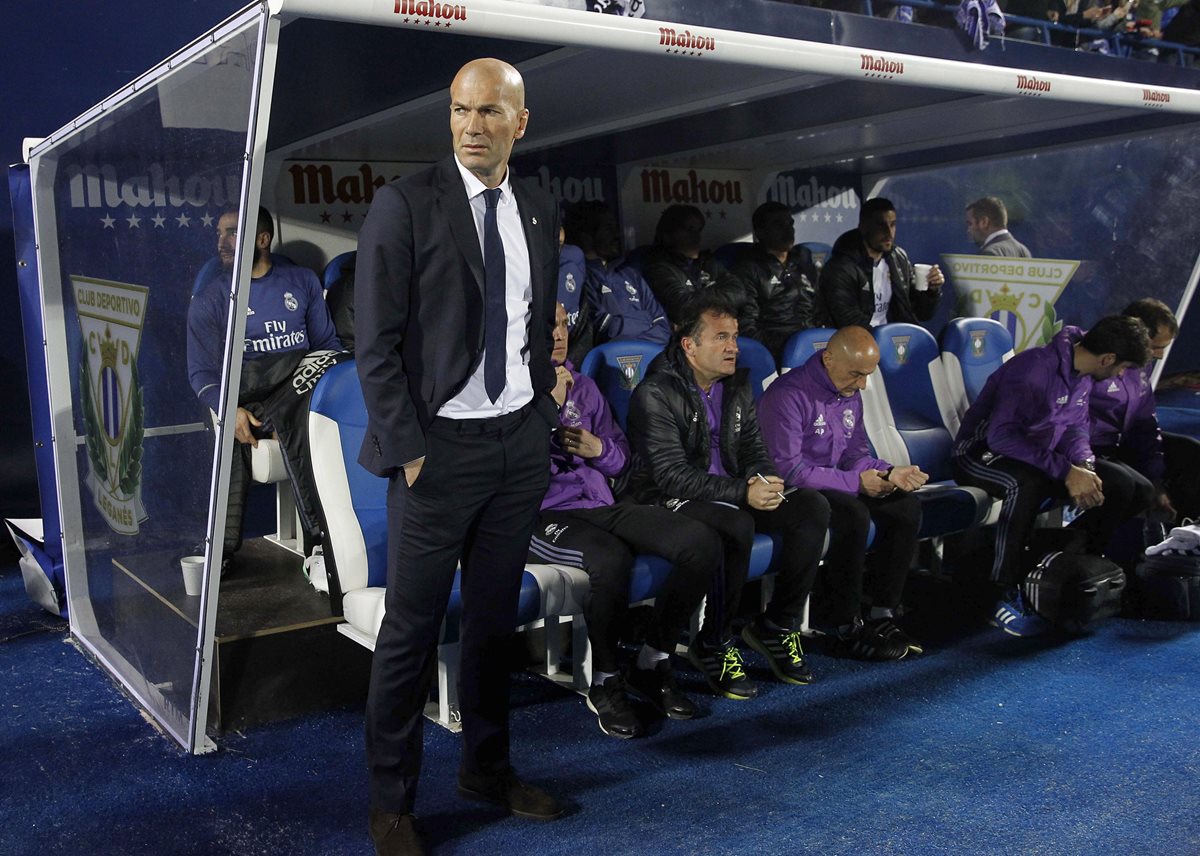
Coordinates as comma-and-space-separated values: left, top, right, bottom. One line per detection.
732, 201, 819, 362
640, 204, 751, 326
816, 197, 944, 328
625, 292, 831, 699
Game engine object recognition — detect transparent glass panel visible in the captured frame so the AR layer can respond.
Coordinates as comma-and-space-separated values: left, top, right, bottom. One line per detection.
863, 125, 1200, 350
33, 16, 263, 748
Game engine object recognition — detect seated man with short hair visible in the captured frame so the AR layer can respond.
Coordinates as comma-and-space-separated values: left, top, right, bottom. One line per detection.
528, 304, 721, 738
187, 205, 342, 572
759, 326, 927, 659
952, 316, 1153, 636
731, 201, 818, 363
625, 292, 831, 697
640, 204, 750, 326
816, 197, 944, 329
1089, 298, 1200, 523
563, 201, 670, 347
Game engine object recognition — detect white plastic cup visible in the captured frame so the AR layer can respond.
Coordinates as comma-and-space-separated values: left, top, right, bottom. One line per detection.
180, 555, 205, 597
913, 263, 932, 292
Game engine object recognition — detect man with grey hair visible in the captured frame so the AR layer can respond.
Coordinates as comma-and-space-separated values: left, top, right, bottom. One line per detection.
966, 197, 1031, 257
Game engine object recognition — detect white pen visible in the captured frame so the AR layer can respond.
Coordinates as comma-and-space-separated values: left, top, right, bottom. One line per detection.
755, 472, 787, 503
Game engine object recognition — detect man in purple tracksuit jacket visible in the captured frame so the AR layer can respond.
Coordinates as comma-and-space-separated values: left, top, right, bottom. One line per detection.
952, 316, 1153, 636
527, 304, 722, 739
759, 326, 927, 660
1089, 298, 1200, 523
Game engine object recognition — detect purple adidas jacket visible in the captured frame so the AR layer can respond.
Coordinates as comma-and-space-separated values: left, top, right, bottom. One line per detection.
1088, 366, 1164, 483
759, 350, 890, 494
540, 364, 629, 511
954, 326, 1093, 480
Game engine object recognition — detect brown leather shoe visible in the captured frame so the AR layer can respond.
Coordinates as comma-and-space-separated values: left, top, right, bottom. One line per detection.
369, 810, 425, 856
457, 769, 565, 820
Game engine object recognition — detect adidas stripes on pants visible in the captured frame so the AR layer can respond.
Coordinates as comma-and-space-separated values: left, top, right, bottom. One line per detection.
528, 503, 722, 673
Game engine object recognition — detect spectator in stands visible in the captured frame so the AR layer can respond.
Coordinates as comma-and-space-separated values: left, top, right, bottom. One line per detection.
187, 206, 342, 575
557, 226, 596, 366
625, 292, 831, 696
965, 197, 1032, 258
529, 304, 722, 738
1090, 298, 1200, 521
325, 253, 357, 352
731, 201, 819, 363
354, 58, 564, 854
759, 326, 927, 659
640, 204, 750, 325
1132, 0, 1189, 51
1161, 0, 1200, 63
563, 201, 670, 348
816, 197, 944, 329
1005, 0, 1068, 41
952, 316, 1153, 636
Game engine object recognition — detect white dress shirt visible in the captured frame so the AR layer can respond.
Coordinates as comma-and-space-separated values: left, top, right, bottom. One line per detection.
439, 156, 535, 418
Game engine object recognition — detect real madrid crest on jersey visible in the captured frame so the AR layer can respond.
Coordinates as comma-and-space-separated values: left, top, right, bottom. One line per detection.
284, 291, 298, 311
74, 276, 149, 535
563, 399, 583, 426
842, 408, 855, 431
564, 272, 577, 293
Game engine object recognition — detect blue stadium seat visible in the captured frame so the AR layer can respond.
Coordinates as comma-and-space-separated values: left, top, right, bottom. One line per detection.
940, 317, 1014, 437
798, 241, 833, 272
580, 339, 665, 430
736, 336, 778, 401
322, 250, 356, 292
864, 323, 993, 538
714, 241, 754, 270
307, 361, 586, 725
780, 327, 836, 372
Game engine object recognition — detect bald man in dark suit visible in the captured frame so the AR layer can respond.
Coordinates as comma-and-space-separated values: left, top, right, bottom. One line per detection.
355, 58, 563, 856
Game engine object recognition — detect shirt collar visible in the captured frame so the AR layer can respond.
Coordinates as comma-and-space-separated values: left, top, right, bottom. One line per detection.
454, 154, 512, 204
982, 229, 1010, 246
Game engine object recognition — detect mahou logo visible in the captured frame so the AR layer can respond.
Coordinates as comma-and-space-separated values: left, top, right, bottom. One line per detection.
1142, 88, 1170, 106
393, 1, 466, 26
659, 27, 716, 55
640, 169, 744, 206
860, 54, 903, 79
1016, 74, 1051, 95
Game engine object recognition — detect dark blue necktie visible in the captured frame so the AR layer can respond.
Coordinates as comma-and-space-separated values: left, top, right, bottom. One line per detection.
483, 187, 506, 404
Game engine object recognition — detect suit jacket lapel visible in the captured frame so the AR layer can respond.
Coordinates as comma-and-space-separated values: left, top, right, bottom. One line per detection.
436, 156, 486, 299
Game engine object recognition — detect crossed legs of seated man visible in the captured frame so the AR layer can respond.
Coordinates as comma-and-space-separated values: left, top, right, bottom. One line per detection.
953, 455, 1152, 635
529, 503, 721, 737
673, 489, 829, 697
818, 489, 923, 660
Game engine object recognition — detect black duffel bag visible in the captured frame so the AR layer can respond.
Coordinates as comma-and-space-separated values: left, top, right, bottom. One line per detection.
1135, 552, 1200, 621
1023, 550, 1126, 632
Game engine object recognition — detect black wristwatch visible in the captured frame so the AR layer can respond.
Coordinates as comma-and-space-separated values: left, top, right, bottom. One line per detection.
882, 466, 895, 481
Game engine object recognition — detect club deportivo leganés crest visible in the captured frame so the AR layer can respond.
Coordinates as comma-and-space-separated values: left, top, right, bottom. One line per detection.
616, 354, 644, 391
944, 254, 1078, 353
75, 276, 149, 534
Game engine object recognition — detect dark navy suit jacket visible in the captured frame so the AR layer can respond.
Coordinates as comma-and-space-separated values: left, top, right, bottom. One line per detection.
355, 155, 561, 477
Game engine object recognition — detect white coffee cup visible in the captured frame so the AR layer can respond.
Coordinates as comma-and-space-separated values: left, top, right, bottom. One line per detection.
913, 263, 932, 292
180, 555, 205, 597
